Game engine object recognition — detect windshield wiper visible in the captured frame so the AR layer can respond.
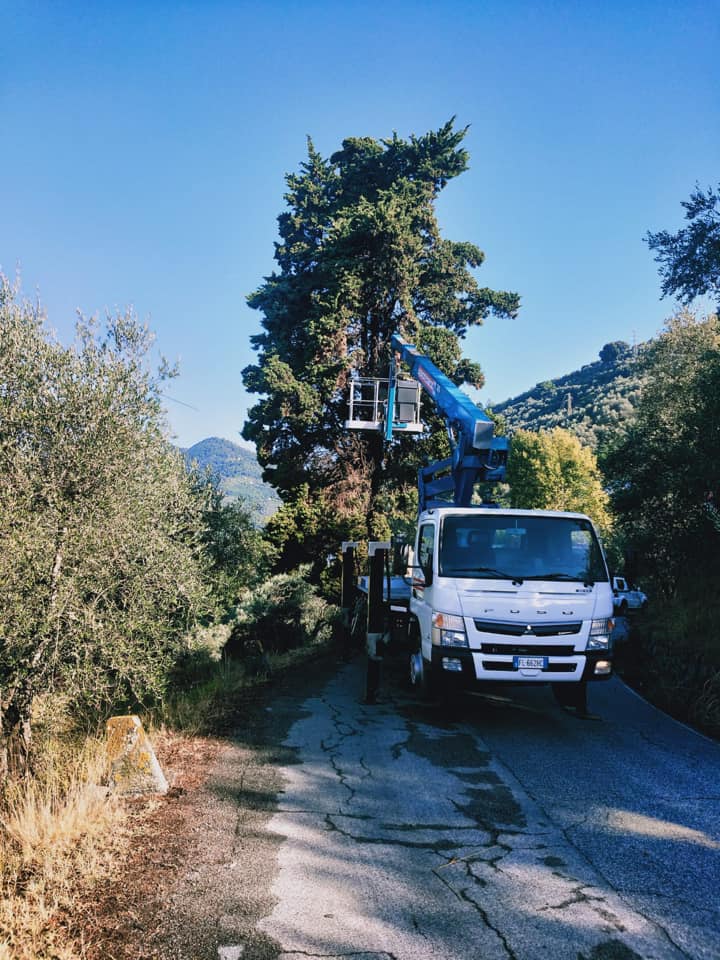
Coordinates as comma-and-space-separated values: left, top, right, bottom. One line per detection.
447, 566, 524, 585
526, 572, 596, 587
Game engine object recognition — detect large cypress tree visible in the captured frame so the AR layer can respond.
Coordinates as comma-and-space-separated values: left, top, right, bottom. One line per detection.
243, 120, 519, 563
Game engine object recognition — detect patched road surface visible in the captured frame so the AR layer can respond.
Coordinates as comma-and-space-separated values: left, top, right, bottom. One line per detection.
260, 658, 719, 960
161, 655, 720, 960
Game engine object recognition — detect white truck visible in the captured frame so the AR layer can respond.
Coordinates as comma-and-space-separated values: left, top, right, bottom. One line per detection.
407, 507, 614, 709
350, 334, 615, 712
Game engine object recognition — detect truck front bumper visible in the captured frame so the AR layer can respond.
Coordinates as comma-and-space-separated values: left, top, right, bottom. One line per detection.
431, 646, 613, 686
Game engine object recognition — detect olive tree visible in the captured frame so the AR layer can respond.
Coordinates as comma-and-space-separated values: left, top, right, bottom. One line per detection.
0, 276, 213, 772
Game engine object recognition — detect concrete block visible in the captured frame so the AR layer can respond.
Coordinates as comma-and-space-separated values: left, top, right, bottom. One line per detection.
106, 715, 168, 795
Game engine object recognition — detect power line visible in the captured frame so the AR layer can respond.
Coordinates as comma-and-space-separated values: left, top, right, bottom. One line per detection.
161, 393, 200, 412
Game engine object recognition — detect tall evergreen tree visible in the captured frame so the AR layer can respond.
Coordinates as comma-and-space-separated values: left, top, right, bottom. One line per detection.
243, 121, 519, 559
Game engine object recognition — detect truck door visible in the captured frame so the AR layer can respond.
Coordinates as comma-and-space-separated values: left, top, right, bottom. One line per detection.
413, 521, 436, 657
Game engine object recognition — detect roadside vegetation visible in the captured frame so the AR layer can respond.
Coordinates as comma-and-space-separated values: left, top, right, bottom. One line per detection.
606, 308, 720, 736
0, 275, 335, 958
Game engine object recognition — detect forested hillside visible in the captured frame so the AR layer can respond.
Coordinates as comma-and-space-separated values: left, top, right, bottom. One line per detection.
492, 341, 646, 452
183, 437, 280, 519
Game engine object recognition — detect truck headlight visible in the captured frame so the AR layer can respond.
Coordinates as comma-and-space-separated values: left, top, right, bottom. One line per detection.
432, 612, 468, 648
587, 617, 614, 650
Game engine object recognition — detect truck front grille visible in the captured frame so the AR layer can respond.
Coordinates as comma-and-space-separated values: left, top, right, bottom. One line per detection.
473, 620, 582, 638
480, 643, 576, 656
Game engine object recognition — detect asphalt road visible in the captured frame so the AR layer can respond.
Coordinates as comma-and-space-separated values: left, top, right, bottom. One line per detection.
254, 654, 720, 960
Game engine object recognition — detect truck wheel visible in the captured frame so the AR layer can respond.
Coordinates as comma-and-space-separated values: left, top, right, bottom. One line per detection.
552, 681, 587, 714
408, 619, 442, 702
618, 600, 628, 616
409, 650, 438, 700
419, 656, 440, 701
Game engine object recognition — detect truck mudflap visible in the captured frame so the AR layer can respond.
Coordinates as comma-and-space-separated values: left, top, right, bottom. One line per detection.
429, 646, 612, 687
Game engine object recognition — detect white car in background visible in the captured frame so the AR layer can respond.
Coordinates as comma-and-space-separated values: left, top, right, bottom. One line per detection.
612, 576, 648, 615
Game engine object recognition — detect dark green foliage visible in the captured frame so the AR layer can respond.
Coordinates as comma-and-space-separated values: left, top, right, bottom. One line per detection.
200, 487, 277, 605
603, 309, 720, 729
619, 587, 720, 738
599, 341, 631, 363
183, 437, 280, 520
646, 183, 720, 308
262, 483, 360, 576
605, 309, 720, 592
242, 121, 519, 563
226, 567, 337, 656
493, 348, 645, 453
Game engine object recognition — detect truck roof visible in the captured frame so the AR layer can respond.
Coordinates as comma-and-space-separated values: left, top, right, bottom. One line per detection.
418, 506, 594, 522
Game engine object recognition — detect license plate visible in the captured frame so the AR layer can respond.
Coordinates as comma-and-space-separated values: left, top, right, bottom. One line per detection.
513, 656, 548, 670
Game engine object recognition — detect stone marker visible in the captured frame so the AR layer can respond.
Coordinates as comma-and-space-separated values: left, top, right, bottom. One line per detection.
106, 715, 168, 795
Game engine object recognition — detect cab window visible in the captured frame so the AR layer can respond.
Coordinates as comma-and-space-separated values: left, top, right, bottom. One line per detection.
418, 524, 435, 580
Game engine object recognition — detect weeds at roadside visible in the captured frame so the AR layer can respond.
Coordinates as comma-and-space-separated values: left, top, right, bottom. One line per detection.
155, 634, 336, 735
0, 737, 126, 960
0, 594, 339, 959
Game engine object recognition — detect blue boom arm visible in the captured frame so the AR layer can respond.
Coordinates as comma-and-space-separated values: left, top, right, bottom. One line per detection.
390, 334, 507, 510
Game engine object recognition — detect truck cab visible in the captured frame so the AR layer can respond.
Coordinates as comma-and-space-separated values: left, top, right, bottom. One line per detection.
408, 507, 614, 699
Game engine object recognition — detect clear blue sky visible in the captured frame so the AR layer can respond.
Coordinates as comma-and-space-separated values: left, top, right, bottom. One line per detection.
2, 1, 718, 448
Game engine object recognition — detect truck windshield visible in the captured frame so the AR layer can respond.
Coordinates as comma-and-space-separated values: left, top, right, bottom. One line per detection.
439, 515, 608, 584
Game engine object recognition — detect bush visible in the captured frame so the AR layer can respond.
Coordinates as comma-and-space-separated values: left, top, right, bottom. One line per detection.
226, 567, 338, 657
620, 580, 720, 737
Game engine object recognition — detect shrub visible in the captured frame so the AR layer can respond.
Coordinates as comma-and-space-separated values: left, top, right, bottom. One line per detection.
620, 579, 720, 737
227, 567, 338, 657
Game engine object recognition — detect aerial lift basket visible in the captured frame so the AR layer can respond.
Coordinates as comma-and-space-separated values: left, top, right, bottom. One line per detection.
345, 376, 423, 437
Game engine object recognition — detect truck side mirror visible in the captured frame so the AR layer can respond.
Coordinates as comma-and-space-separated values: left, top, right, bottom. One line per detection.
405, 564, 431, 589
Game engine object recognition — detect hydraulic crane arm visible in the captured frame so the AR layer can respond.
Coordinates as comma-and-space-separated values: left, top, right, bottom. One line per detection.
390, 333, 507, 510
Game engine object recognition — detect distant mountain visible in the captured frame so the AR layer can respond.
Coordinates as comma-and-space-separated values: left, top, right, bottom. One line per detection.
182, 437, 280, 520
492, 342, 647, 452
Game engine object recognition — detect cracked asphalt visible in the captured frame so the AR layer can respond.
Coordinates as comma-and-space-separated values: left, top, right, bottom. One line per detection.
157, 653, 720, 960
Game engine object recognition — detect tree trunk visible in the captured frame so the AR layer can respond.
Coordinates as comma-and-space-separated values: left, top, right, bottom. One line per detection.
0, 526, 65, 781
0, 701, 32, 779
366, 433, 386, 541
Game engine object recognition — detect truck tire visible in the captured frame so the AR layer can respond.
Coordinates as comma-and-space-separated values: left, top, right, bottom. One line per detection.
552, 681, 587, 713
618, 600, 628, 616
408, 620, 439, 701
419, 656, 439, 701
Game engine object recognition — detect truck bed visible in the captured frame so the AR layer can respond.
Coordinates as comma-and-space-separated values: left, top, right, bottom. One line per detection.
357, 575, 411, 607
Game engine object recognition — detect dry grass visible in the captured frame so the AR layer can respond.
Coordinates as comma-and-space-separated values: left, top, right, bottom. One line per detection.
0, 634, 337, 958
0, 735, 127, 960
